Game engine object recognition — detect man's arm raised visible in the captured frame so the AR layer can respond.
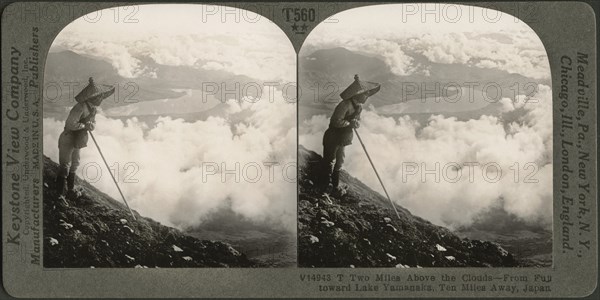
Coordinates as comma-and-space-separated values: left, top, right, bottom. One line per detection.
64, 104, 86, 131
330, 101, 351, 128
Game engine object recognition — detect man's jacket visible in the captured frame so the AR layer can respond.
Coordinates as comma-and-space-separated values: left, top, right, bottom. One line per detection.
323, 99, 362, 147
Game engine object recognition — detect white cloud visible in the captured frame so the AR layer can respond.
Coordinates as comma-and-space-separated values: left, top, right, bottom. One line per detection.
54, 38, 151, 78
476, 59, 499, 69
300, 85, 552, 229
201, 61, 226, 71
499, 97, 515, 112
347, 38, 416, 76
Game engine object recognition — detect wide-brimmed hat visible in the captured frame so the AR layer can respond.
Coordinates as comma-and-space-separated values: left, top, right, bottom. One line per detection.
339, 74, 381, 100
75, 77, 115, 104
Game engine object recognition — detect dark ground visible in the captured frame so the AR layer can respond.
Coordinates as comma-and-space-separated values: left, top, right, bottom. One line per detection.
43, 156, 255, 268
298, 146, 538, 268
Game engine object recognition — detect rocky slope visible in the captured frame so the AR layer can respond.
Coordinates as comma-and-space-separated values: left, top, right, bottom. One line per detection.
43, 156, 254, 268
298, 146, 527, 268
456, 207, 552, 267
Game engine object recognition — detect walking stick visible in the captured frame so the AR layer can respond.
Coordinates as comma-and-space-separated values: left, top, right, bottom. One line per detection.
353, 128, 402, 221
89, 131, 136, 220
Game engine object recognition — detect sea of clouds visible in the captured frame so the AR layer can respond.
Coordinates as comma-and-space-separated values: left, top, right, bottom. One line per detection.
44, 88, 297, 231
53, 32, 295, 83
300, 85, 553, 229
301, 31, 549, 81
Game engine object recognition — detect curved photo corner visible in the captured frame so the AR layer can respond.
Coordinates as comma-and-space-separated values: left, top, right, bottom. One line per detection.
42, 3, 297, 268
298, 3, 553, 268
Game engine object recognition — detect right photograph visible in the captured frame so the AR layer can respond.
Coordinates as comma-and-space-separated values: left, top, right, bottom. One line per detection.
298, 4, 552, 268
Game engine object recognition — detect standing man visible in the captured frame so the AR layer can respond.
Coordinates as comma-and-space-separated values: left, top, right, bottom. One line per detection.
319, 74, 380, 194
56, 77, 114, 198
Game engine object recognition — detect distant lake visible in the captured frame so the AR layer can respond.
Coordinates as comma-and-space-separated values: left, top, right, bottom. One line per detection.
376, 87, 497, 114
104, 89, 222, 117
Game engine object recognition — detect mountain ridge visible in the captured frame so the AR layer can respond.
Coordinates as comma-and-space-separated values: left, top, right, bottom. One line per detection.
299, 47, 546, 120
43, 50, 263, 119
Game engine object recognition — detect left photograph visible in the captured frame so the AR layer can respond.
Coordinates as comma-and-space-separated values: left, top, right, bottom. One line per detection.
42, 4, 297, 268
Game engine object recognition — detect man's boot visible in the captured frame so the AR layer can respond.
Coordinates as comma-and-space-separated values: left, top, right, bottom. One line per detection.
66, 172, 81, 199
55, 169, 67, 196
331, 170, 340, 189
331, 170, 346, 197
316, 162, 332, 192
67, 172, 76, 191
54, 169, 70, 207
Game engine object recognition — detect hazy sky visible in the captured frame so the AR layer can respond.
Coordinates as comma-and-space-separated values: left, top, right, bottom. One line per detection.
316, 4, 534, 36
53, 4, 295, 82
304, 4, 549, 80
60, 4, 280, 40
